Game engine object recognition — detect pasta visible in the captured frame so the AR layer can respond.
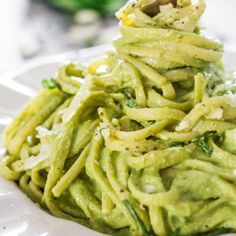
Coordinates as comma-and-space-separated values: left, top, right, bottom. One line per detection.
1, 0, 236, 235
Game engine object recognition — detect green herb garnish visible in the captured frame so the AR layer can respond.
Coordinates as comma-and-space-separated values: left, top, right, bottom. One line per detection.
196, 136, 213, 155
125, 98, 137, 108
206, 86, 213, 96
194, 131, 223, 156
124, 88, 137, 108
42, 78, 58, 89
124, 88, 134, 99
123, 200, 153, 236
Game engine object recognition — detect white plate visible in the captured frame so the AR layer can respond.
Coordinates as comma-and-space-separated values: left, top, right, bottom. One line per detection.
0, 44, 236, 236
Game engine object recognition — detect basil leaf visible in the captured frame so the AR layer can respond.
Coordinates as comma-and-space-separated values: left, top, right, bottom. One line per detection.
123, 200, 153, 236
194, 131, 223, 156
125, 98, 137, 108
124, 88, 137, 108
196, 136, 213, 155
42, 78, 58, 89
123, 88, 133, 99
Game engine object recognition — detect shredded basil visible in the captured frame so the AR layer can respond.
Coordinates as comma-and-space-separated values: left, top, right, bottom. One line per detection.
196, 136, 213, 155
125, 98, 137, 108
42, 78, 58, 89
123, 200, 153, 236
206, 86, 213, 96
194, 131, 222, 156
123, 88, 133, 99
124, 88, 137, 108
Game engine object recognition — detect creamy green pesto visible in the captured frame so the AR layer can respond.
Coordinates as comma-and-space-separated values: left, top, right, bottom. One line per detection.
1, 0, 236, 235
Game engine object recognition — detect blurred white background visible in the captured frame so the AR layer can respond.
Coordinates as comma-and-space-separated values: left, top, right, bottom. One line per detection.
0, 0, 235, 74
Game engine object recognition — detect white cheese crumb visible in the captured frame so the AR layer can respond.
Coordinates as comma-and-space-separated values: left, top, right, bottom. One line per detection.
36, 126, 53, 139
96, 65, 109, 74
205, 108, 223, 120
27, 136, 33, 144
144, 185, 156, 194
175, 120, 189, 131
24, 144, 51, 170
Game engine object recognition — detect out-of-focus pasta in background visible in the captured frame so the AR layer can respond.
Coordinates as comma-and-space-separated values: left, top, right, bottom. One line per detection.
0, 0, 235, 74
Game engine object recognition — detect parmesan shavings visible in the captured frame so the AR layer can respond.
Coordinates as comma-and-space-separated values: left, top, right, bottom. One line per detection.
175, 120, 189, 131
24, 144, 51, 170
205, 108, 223, 120
144, 185, 156, 194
